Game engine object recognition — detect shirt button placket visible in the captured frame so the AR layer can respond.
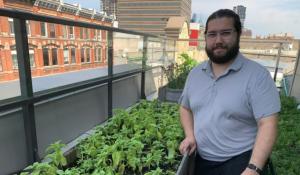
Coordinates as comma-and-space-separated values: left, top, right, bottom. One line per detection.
212, 81, 217, 99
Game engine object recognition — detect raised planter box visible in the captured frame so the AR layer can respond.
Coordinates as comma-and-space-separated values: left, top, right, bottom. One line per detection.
158, 85, 183, 103
62, 141, 195, 175
176, 153, 195, 175
22, 101, 195, 175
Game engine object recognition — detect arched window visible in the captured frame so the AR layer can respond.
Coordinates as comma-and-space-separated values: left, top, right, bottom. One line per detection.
94, 47, 102, 62
63, 44, 77, 64
80, 45, 92, 63
42, 44, 59, 66
11, 50, 35, 69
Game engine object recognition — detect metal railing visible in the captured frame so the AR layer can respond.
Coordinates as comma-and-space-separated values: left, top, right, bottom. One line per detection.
0, 8, 173, 171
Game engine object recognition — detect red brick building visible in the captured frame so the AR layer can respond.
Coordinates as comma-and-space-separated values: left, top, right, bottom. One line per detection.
0, 0, 113, 82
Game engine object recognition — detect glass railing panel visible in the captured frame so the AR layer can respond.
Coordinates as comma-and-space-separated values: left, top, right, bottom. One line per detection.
240, 39, 298, 87
147, 37, 164, 67
0, 16, 21, 100
0, 108, 27, 174
113, 32, 143, 74
23, 21, 109, 93
34, 84, 108, 158
165, 39, 176, 65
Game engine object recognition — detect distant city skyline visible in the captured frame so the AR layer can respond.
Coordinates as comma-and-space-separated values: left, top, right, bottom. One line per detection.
63, 0, 300, 39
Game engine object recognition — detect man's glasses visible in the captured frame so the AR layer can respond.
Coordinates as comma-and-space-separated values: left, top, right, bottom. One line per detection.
205, 29, 236, 39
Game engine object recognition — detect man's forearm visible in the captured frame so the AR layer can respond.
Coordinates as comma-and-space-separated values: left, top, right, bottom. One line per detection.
180, 106, 194, 138
249, 115, 278, 169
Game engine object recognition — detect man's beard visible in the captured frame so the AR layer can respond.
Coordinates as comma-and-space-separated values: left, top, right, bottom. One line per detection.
205, 41, 240, 64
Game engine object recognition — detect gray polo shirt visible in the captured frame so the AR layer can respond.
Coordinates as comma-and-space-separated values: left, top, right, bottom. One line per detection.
179, 53, 281, 162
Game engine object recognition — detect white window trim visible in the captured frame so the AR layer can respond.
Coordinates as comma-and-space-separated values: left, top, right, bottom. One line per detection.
49, 23, 56, 38
26, 20, 31, 36
11, 50, 34, 69
94, 30, 102, 41
95, 47, 102, 62
8, 18, 15, 36
63, 48, 69, 64
62, 25, 68, 39
0, 58, 2, 72
86, 48, 91, 63
69, 26, 75, 39
41, 22, 48, 37
70, 48, 76, 65
43, 47, 59, 67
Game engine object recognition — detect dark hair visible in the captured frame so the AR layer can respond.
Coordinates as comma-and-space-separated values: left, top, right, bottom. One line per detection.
205, 9, 242, 37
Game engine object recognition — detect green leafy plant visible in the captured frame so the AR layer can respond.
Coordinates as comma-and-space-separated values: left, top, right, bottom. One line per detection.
20, 97, 300, 175
271, 96, 300, 175
165, 53, 198, 89
21, 101, 184, 175
20, 141, 66, 175
73, 100, 184, 175
46, 141, 67, 168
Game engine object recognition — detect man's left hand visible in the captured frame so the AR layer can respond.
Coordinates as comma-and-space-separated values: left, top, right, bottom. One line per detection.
241, 168, 259, 175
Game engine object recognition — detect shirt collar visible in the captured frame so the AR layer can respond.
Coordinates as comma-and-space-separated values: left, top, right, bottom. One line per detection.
201, 52, 245, 74
228, 52, 244, 71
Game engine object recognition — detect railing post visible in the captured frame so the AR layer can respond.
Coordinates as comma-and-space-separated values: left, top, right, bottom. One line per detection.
141, 36, 148, 99
107, 31, 113, 118
14, 18, 39, 164
289, 40, 300, 96
273, 42, 282, 82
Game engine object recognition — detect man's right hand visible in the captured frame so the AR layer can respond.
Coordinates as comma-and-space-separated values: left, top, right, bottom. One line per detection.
179, 137, 197, 155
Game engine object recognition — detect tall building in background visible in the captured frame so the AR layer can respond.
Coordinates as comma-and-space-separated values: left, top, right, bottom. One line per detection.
100, 0, 117, 17
117, 0, 191, 36
233, 5, 246, 28
191, 13, 203, 24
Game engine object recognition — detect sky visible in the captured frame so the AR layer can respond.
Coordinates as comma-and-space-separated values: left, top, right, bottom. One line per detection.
63, 0, 300, 39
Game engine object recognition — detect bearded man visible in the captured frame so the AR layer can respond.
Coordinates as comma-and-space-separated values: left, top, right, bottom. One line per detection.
178, 9, 280, 175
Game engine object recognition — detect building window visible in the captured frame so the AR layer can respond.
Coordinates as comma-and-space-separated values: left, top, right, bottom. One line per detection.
86, 48, 90, 62
12, 53, 18, 69
80, 48, 85, 63
104, 31, 107, 40
63, 48, 69, 64
71, 48, 76, 64
52, 48, 58, 65
95, 48, 102, 62
80, 48, 91, 63
11, 50, 35, 69
30, 52, 35, 67
95, 30, 102, 40
43, 47, 58, 66
62, 25, 67, 38
26, 20, 31, 36
80, 28, 84, 39
85, 28, 89, 39
63, 26, 74, 39
64, 47, 76, 64
69, 26, 74, 39
0, 58, 2, 71
49, 23, 56, 38
43, 48, 49, 66
8, 18, 14, 35
41, 22, 47, 37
